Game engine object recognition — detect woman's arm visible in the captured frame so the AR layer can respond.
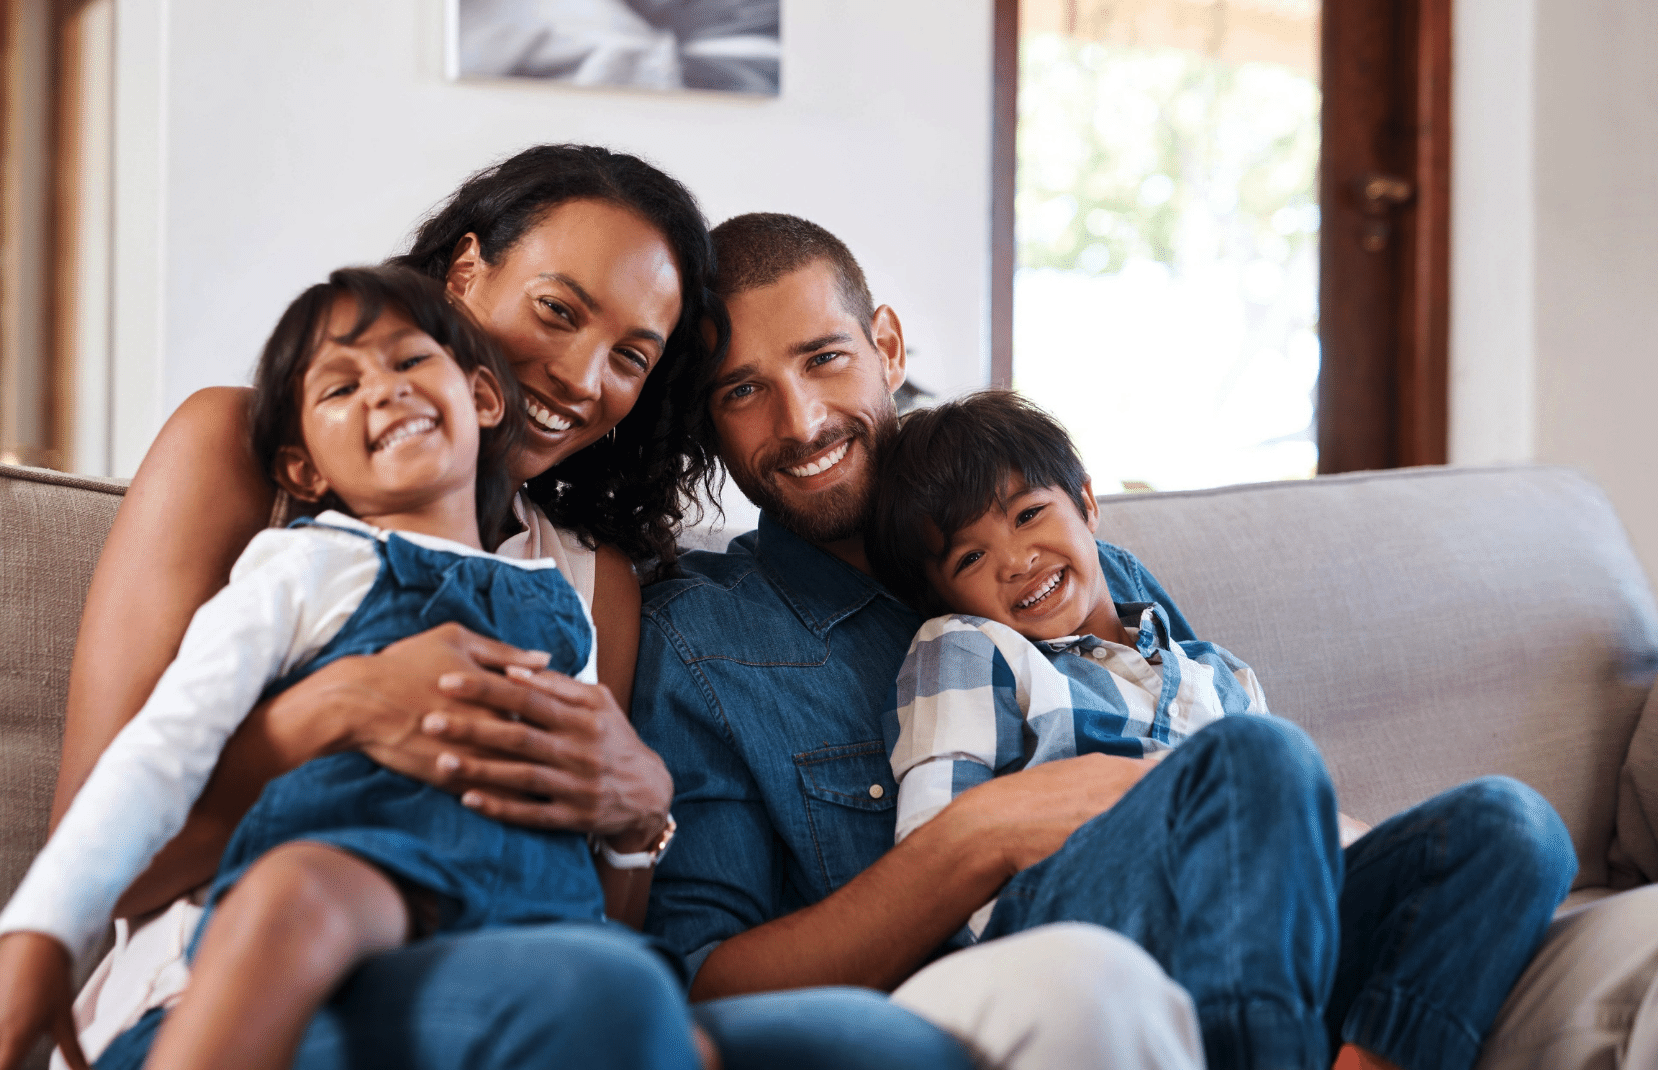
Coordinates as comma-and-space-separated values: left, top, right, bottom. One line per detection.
68, 390, 550, 918
586, 545, 659, 928
591, 544, 641, 713
54, 388, 274, 828
66, 388, 669, 919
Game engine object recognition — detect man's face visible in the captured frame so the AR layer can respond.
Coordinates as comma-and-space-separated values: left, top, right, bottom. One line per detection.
710, 260, 906, 545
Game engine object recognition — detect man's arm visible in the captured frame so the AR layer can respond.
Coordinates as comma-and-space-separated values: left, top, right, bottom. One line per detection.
691, 751, 1156, 997
637, 604, 1156, 1000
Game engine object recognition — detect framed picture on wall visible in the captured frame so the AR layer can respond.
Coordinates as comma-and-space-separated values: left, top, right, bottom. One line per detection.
447, 0, 781, 96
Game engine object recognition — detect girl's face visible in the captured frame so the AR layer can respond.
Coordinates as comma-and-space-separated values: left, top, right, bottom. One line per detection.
279, 299, 504, 533
447, 199, 684, 484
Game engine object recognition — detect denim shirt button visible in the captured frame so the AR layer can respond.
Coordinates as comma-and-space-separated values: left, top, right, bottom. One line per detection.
868, 784, 885, 799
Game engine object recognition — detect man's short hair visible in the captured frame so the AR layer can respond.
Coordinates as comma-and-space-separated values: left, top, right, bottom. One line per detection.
867, 390, 1093, 614
710, 213, 876, 333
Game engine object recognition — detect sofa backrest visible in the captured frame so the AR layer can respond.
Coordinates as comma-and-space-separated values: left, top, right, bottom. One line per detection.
0, 464, 127, 921
1088, 465, 1658, 891
6, 462, 1655, 913
681, 465, 1658, 891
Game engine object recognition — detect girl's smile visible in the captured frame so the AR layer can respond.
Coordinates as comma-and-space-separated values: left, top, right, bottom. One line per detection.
277, 298, 505, 547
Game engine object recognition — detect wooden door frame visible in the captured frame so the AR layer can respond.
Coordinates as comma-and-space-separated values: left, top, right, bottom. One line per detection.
1319, 0, 1452, 471
0, 0, 97, 472
988, 0, 1452, 472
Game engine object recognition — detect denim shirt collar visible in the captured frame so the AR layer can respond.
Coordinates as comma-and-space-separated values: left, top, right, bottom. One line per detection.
751, 513, 908, 638
1035, 601, 1173, 660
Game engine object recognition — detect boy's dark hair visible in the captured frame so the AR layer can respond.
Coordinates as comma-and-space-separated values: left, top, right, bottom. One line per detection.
709, 212, 875, 332
391, 143, 727, 578
250, 265, 527, 549
867, 390, 1093, 615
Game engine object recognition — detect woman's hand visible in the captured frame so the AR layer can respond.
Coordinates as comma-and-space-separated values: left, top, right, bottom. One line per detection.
0, 933, 89, 1070
299, 622, 557, 774
415, 665, 674, 849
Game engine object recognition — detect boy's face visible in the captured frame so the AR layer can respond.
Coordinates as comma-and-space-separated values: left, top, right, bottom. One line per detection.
924, 474, 1121, 643
278, 299, 503, 526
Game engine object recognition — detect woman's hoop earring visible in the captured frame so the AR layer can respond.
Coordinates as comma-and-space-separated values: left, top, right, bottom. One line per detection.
605, 427, 617, 443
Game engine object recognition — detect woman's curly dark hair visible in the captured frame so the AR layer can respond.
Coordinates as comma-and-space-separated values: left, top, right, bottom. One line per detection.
391, 144, 727, 580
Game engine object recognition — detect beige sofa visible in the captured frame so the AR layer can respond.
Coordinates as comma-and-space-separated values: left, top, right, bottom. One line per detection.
6, 460, 1658, 1068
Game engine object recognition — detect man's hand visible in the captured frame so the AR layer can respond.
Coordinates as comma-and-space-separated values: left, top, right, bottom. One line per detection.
0, 933, 88, 1070
414, 663, 674, 848
947, 752, 1158, 879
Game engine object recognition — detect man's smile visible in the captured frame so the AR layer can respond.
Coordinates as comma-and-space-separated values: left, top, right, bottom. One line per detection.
782, 439, 851, 479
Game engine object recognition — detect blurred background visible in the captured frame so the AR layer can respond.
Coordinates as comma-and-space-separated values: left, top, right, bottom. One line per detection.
1, 0, 1655, 580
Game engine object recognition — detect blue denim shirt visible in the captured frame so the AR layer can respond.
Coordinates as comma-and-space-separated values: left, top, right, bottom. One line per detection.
633, 513, 1195, 980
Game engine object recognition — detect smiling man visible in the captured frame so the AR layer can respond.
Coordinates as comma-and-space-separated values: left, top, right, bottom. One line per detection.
631, 214, 1207, 1069
633, 212, 1658, 1070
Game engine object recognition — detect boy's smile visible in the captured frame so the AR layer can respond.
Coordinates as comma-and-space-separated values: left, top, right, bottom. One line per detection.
924, 474, 1129, 644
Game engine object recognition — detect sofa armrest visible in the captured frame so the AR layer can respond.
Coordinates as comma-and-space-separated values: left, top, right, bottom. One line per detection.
1609, 682, 1658, 888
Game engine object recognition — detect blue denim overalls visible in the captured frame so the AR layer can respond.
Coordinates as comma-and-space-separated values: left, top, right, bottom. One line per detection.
206, 518, 604, 933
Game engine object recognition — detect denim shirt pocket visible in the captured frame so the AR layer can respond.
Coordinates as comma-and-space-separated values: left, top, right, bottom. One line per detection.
794, 740, 899, 895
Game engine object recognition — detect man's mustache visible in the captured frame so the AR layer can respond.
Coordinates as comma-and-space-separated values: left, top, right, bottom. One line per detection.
760, 421, 868, 475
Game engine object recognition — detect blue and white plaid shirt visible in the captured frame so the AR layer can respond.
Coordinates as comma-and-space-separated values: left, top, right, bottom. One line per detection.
885, 602, 1268, 936
886, 602, 1268, 845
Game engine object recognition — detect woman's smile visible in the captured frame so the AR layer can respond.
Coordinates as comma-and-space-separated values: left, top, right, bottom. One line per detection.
450, 199, 682, 481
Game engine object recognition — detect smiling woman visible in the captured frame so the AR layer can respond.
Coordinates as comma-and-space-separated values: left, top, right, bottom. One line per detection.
393, 149, 726, 571
28, 145, 723, 1069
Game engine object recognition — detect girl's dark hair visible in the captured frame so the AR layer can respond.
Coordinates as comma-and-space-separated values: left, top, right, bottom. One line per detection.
250, 265, 527, 549
390, 144, 727, 579
867, 390, 1093, 615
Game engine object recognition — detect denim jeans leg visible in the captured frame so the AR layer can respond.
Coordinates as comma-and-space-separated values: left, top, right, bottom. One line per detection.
694, 987, 975, 1070
95, 923, 702, 1070
1328, 777, 1577, 1070
980, 715, 1344, 1070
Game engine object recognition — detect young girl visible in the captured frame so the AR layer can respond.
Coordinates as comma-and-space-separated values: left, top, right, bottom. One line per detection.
0, 266, 702, 1070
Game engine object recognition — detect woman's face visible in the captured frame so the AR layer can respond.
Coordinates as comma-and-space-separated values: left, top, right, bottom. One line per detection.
448, 198, 683, 484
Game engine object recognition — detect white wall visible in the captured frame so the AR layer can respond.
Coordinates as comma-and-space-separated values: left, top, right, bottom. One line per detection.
1451, 0, 1658, 586
111, 0, 993, 477
1448, 0, 1535, 467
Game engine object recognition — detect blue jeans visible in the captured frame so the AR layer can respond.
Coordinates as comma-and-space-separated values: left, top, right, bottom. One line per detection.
95, 922, 972, 1070
980, 715, 1576, 1070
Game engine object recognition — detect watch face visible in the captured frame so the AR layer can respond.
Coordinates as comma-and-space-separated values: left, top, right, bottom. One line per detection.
653, 813, 678, 856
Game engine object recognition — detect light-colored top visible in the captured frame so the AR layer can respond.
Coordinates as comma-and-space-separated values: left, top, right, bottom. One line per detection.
0, 510, 590, 961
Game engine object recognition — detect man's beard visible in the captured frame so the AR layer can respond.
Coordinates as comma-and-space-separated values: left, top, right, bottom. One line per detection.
725, 402, 898, 546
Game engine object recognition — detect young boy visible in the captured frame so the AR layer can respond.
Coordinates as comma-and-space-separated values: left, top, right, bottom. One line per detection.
865, 389, 1576, 1070
868, 389, 1277, 933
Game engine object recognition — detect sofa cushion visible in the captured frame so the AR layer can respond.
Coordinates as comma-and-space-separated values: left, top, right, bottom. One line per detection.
1089, 465, 1658, 891
0, 465, 127, 913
